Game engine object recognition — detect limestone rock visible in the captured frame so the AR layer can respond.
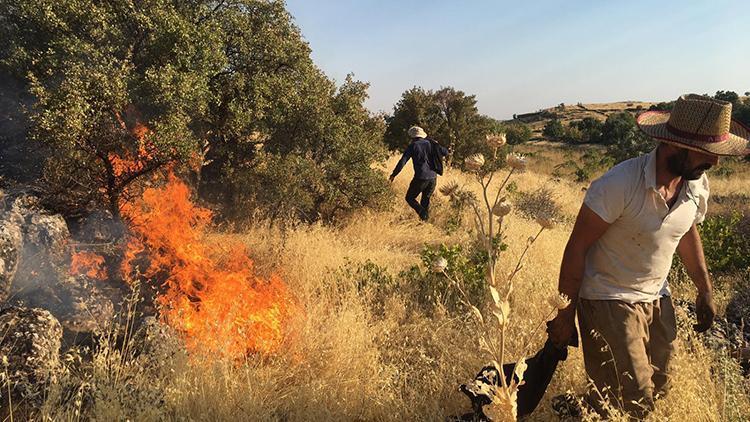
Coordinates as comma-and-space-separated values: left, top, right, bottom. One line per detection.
0, 307, 62, 404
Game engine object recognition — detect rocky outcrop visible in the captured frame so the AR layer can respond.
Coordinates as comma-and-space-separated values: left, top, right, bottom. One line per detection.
0, 192, 115, 344
15, 275, 115, 342
0, 218, 23, 301
0, 307, 62, 405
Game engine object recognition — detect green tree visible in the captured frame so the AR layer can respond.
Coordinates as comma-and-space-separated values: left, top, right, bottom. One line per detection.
562, 125, 584, 144
504, 122, 533, 145
383, 87, 435, 151
571, 117, 604, 143
1, 0, 223, 221
2, 0, 389, 224
542, 119, 565, 141
714, 90, 740, 105
384, 86, 497, 168
214, 74, 390, 222
601, 112, 654, 163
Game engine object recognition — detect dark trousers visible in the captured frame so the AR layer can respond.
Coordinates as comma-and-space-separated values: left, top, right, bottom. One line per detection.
405, 178, 436, 220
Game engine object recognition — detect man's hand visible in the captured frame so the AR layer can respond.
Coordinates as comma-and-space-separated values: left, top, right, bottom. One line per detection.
548, 309, 577, 349
676, 224, 715, 333
548, 204, 610, 349
694, 291, 716, 333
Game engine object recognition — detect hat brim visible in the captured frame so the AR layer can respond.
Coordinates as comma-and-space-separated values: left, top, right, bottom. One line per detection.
637, 111, 750, 157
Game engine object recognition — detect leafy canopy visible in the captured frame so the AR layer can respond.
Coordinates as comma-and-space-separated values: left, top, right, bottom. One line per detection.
1, 0, 389, 223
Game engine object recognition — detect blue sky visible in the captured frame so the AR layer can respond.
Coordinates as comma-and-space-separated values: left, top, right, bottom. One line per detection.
285, 0, 749, 120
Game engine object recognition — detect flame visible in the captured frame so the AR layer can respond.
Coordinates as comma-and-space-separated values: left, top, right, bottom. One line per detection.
110, 122, 152, 178
120, 174, 295, 359
70, 251, 108, 280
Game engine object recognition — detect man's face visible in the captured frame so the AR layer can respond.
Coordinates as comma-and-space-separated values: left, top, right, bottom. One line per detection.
666, 147, 720, 180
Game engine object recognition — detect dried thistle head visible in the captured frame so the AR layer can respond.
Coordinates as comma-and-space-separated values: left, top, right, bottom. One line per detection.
506, 153, 527, 172
492, 201, 512, 217
486, 133, 507, 149
464, 153, 486, 172
431, 257, 448, 273
536, 214, 557, 230
547, 293, 571, 310
439, 181, 459, 197
514, 187, 564, 225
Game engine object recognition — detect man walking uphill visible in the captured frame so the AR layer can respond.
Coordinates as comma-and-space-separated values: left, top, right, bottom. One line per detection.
547, 94, 750, 418
390, 126, 449, 221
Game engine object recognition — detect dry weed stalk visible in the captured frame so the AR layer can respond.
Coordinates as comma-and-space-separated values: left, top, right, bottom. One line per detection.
440, 139, 567, 420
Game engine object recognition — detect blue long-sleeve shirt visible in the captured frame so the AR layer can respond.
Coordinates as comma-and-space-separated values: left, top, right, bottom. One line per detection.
390, 138, 449, 180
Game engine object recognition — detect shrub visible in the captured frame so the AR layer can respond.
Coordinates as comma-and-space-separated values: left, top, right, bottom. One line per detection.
698, 212, 750, 273
222, 148, 391, 223
600, 112, 655, 163
562, 125, 584, 144
400, 244, 489, 313
513, 187, 565, 223
337, 260, 399, 315
542, 119, 565, 141
504, 122, 533, 145
571, 117, 604, 143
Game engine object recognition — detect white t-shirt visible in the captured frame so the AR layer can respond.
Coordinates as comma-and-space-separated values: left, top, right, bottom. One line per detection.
580, 148, 709, 303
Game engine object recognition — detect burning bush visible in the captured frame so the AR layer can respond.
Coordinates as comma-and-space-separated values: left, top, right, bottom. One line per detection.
121, 175, 296, 359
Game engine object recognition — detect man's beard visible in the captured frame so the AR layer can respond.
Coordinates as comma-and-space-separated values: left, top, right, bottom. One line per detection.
666, 149, 712, 180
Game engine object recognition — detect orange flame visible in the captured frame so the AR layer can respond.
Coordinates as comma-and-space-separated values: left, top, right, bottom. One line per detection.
120, 174, 295, 359
70, 251, 107, 280
110, 122, 152, 178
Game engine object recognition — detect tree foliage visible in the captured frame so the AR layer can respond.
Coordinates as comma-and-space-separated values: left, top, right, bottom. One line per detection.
384, 86, 525, 167
1, 0, 389, 223
1, 0, 221, 219
600, 112, 654, 163
542, 119, 565, 141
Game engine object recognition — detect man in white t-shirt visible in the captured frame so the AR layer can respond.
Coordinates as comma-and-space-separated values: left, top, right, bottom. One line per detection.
547, 94, 750, 418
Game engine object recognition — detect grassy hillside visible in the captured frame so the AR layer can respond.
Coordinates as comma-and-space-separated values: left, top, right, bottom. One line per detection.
513, 101, 658, 139
38, 150, 750, 421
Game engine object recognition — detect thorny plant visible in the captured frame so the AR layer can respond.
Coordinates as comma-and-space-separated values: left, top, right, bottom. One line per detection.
436, 133, 569, 420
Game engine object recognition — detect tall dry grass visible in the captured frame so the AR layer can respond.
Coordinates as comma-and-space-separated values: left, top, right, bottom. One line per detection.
34, 153, 750, 421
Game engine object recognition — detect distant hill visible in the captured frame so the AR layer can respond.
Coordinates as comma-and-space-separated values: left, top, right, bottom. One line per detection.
511, 100, 659, 139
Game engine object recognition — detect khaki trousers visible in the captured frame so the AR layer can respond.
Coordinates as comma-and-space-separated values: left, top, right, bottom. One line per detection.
578, 296, 677, 418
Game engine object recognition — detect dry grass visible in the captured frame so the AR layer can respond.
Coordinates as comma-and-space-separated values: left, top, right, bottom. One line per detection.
33, 151, 750, 421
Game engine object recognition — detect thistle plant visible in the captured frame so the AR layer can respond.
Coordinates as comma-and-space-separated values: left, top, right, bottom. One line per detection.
438, 134, 567, 420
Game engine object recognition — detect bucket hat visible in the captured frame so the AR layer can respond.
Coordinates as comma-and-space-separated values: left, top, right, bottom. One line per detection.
408, 126, 427, 139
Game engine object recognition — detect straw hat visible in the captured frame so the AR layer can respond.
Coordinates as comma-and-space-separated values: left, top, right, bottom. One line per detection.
637, 94, 750, 156
408, 126, 427, 139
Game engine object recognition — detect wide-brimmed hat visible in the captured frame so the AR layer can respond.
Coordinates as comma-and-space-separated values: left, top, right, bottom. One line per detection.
408, 126, 427, 139
637, 94, 750, 157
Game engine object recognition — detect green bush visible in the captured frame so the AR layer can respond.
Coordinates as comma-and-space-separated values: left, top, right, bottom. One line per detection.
504, 122, 533, 145
601, 112, 655, 163
698, 212, 750, 273
400, 243, 489, 314
337, 260, 399, 315
220, 147, 391, 223
571, 117, 604, 143
542, 119, 565, 141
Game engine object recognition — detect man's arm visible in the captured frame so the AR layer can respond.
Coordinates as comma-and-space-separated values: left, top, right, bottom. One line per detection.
677, 223, 716, 332
389, 144, 413, 182
548, 204, 611, 347
438, 143, 449, 157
